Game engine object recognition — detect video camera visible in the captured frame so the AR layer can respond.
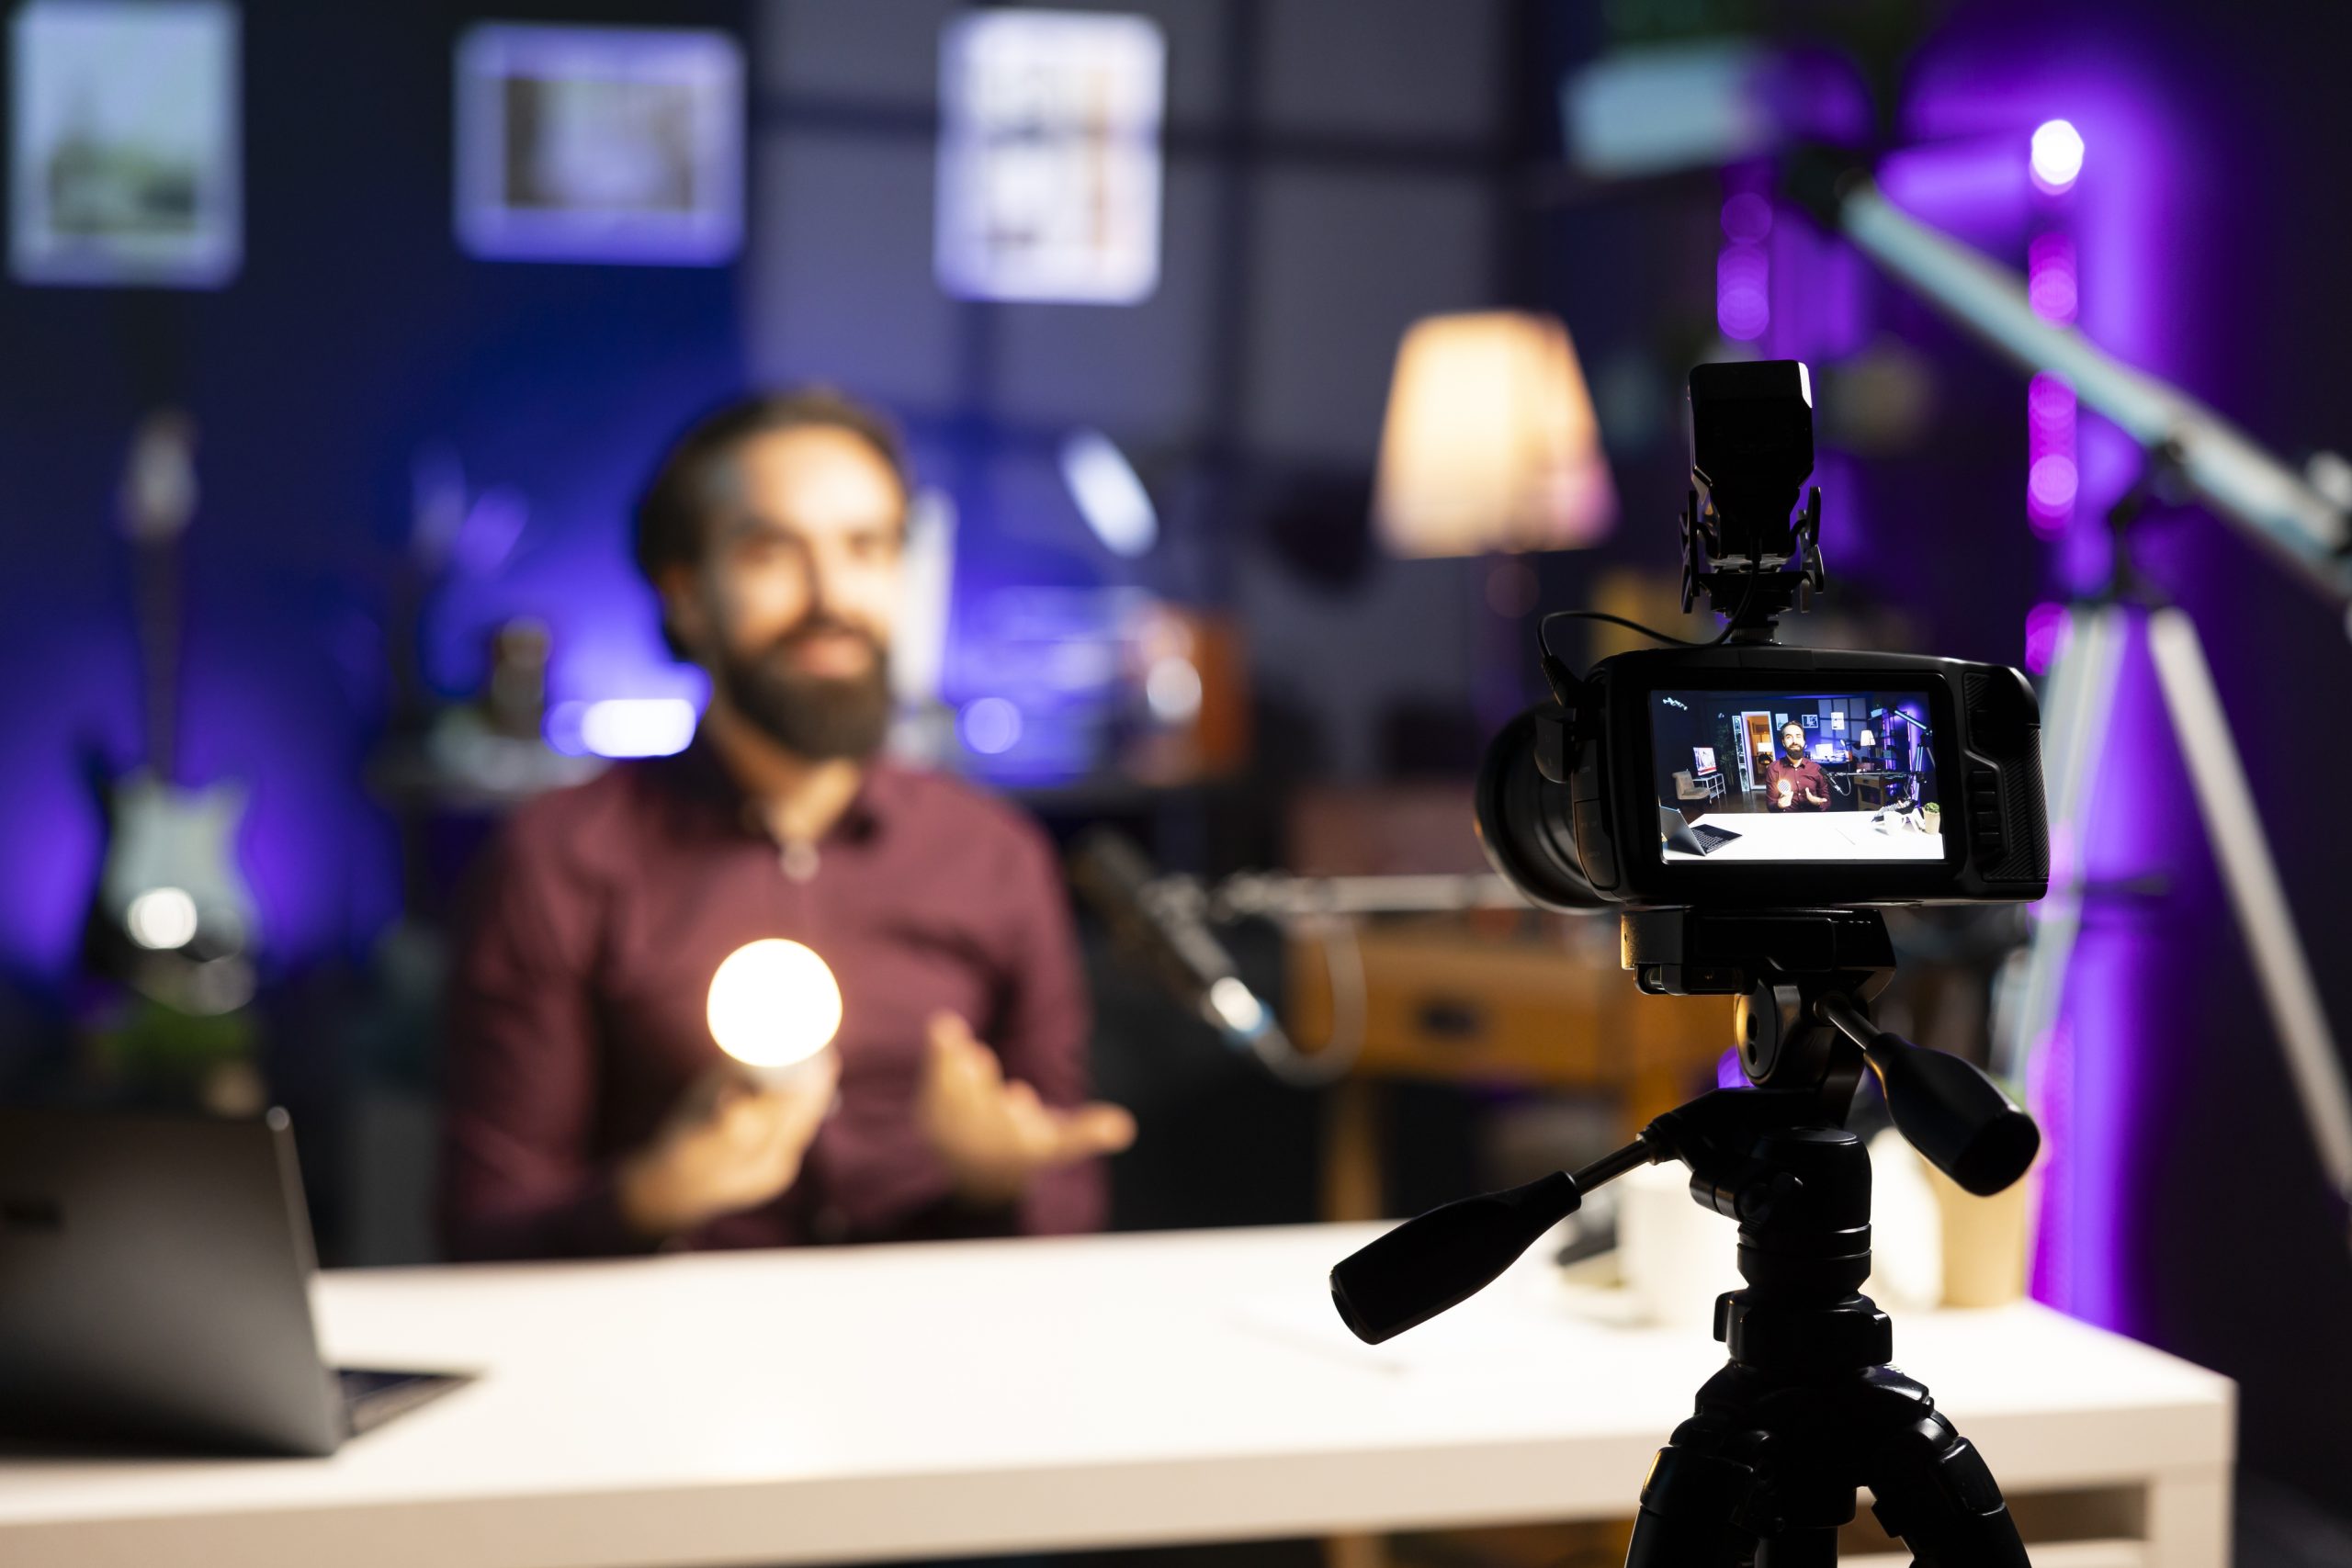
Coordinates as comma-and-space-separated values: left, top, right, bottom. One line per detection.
1476, 360, 2049, 913
1331, 361, 2052, 1563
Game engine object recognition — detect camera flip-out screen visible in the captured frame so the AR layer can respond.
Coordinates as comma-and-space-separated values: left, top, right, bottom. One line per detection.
1650, 689, 1947, 863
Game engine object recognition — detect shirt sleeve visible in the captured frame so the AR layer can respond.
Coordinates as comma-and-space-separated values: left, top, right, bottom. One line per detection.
436, 808, 652, 1261
989, 818, 1106, 1235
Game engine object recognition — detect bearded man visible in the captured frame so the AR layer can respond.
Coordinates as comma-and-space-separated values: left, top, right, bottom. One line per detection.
438, 389, 1133, 1258
1763, 721, 1831, 813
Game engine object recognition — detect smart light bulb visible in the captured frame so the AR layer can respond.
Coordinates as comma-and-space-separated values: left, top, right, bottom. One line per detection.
707, 939, 843, 1080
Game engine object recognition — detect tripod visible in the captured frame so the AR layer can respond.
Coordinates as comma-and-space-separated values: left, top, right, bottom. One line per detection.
1329, 908, 2040, 1566
1996, 457, 2352, 1236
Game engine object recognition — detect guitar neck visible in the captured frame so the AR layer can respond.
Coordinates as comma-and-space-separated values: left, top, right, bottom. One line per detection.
133, 535, 181, 783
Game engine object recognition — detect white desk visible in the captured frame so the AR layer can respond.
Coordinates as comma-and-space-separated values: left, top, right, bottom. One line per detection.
1667, 809, 1946, 862
0, 1224, 2232, 1568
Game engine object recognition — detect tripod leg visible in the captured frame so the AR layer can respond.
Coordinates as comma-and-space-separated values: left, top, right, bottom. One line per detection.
1857, 1406, 2030, 1568
1994, 599, 2128, 1084
1753, 1527, 1837, 1566
1623, 1426, 1761, 1568
2147, 606, 2352, 1221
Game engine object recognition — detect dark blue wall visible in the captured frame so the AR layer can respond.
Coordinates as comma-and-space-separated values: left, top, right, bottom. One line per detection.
0, 0, 751, 1010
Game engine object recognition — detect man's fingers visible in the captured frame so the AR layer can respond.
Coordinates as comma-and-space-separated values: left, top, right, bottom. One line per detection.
997, 1084, 1136, 1168
728, 1055, 842, 1142
776, 1054, 842, 1134
927, 1010, 979, 1055
926, 1012, 1003, 1085
1046, 1101, 1138, 1161
733, 1062, 839, 1183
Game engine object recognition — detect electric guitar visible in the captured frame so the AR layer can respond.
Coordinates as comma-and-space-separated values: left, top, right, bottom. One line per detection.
88, 411, 262, 1016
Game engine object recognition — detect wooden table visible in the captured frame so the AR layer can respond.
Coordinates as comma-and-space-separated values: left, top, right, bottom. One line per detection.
1284, 921, 1733, 1219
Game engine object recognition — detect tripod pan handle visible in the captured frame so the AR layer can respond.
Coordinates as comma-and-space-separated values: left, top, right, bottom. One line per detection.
1817, 995, 2041, 1197
1329, 1170, 1585, 1345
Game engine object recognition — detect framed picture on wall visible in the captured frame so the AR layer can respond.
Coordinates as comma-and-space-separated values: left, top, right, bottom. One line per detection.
454, 24, 742, 265
934, 9, 1165, 304
9, 0, 242, 288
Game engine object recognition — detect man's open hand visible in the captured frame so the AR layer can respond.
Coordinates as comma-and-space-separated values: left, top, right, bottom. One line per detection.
919, 1012, 1136, 1207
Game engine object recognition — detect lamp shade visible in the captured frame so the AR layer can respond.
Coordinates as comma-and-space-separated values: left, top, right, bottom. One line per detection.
1374, 310, 1615, 558
1860, 728, 1875, 749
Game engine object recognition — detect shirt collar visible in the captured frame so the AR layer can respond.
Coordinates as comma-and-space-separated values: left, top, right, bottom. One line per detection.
662, 728, 890, 847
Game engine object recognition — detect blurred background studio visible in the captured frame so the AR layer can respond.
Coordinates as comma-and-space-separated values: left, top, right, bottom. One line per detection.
4, 0, 2352, 1562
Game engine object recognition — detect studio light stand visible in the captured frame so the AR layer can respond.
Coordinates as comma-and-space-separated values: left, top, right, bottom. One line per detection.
1786, 152, 2352, 1241
1999, 452, 2352, 1214
1330, 908, 2040, 1565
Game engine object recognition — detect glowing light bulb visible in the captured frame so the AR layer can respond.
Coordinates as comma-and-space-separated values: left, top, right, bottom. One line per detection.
707, 939, 842, 1075
2030, 119, 2084, 193
127, 886, 199, 950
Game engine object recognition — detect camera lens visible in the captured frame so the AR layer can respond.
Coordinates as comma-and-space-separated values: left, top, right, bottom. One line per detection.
1475, 706, 1607, 910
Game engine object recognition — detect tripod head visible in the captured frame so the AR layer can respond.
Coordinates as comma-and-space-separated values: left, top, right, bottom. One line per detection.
1329, 908, 2038, 1346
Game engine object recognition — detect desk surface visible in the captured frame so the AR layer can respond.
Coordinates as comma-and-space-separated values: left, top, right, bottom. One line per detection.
1667, 808, 1946, 862
0, 1224, 2233, 1568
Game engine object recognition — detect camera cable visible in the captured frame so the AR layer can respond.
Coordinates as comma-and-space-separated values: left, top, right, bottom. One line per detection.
1532, 565, 1765, 704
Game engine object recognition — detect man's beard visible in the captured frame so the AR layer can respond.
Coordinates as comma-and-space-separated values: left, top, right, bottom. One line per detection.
715, 622, 894, 762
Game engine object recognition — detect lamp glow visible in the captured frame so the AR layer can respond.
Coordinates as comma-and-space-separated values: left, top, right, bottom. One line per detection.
707, 939, 842, 1073
1374, 310, 1615, 556
2030, 119, 2084, 193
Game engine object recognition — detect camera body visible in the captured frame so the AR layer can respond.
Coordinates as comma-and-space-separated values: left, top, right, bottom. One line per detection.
1476, 357, 2048, 915
1479, 645, 2049, 912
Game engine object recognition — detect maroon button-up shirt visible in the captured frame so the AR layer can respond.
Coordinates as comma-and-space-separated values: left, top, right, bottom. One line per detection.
1763, 754, 1830, 812
436, 738, 1101, 1260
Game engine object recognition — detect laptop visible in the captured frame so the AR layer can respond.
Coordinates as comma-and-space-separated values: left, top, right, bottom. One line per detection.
0, 1106, 470, 1457
1659, 803, 1741, 856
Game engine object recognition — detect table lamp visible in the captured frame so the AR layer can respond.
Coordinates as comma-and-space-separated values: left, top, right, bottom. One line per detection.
706, 938, 843, 1086
1373, 310, 1615, 558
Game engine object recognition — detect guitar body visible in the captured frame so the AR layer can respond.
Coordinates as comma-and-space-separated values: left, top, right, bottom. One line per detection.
96, 770, 258, 953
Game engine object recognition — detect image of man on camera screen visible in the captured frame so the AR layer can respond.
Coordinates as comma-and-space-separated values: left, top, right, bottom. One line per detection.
1765, 720, 1831, 813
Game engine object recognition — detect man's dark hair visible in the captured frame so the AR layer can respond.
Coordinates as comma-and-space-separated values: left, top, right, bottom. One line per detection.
633, 387, 910, 656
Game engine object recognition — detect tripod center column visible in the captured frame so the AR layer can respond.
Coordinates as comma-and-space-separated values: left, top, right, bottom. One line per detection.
1717, 1126, 1894, 1373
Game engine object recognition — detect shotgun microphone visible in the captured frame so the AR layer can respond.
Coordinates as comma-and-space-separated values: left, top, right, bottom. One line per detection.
1069, 829, 1292, 1060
